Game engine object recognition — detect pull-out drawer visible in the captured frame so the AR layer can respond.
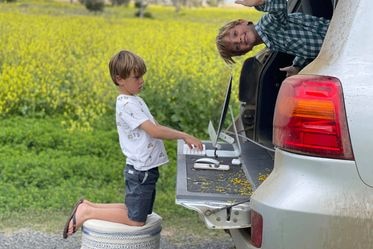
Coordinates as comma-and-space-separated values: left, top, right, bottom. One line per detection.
175, 140, 252, 229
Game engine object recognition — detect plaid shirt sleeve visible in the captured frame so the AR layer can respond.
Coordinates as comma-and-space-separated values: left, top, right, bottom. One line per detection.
293, 56, 309, 68
255, 0, 287, 14
254, 0, 330, 69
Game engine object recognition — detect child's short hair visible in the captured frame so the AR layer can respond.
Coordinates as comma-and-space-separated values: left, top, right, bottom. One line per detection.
109, 50, 147, 86
216, 19, 253, 64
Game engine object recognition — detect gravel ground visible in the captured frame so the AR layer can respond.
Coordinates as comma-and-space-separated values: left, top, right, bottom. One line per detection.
0, 229, 235, 249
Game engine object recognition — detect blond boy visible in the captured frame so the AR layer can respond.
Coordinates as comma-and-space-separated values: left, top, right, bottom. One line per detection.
63, 50, 202, 238
216, 0, 330, 77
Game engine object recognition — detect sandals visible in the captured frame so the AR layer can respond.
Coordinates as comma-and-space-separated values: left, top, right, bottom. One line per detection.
62, 198, 84, 239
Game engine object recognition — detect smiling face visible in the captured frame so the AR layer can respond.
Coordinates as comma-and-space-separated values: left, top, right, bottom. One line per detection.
223, 20, 257, 55
117, 71, 145, 96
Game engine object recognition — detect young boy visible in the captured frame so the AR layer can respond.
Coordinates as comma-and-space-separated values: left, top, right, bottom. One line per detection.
63, 50, 203, 238
216, 0, 330, 77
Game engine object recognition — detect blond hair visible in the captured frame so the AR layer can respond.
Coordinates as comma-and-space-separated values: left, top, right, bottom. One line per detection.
216, 20, 253, 64
108, 50, 147, 86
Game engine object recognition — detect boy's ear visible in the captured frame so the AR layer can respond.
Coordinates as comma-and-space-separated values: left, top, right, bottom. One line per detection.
115, 75, 124, 85
237, 19, 253, 26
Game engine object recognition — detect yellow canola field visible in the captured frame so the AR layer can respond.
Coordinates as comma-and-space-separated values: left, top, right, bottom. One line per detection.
0, 4, 262, 132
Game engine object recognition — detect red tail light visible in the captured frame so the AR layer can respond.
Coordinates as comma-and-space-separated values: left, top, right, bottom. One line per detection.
250, 210, 263, 248
273, 75, 353, 160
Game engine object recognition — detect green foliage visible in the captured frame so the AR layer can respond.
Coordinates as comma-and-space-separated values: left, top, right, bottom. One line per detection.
134, 0, 146, 8
0, 116, 188, 216
83, 0, 105, 12
1, 116, 167, 222
110, 0, 129, 6
134, 10, 152, 18
0, 116, 124, 212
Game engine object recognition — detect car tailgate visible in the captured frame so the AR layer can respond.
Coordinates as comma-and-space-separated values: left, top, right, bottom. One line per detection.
240, 139, 274, 190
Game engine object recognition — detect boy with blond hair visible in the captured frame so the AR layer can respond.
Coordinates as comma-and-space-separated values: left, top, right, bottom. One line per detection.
63, 50, 203, 238
216, 0, 330, 77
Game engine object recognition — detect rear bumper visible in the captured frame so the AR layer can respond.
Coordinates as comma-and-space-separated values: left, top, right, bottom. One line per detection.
248, 149, 373, 249
229, 228, 263, 249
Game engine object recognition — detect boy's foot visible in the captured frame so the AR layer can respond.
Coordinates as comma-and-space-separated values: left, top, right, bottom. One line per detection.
62, 198, 84, 239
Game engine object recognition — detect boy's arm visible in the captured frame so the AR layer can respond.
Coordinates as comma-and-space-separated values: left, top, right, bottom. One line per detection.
279, 65, 300, 78
140, 120, 203, 150
235, 0, 287, 13
234, 0, 264, 7
293, 56, 311, 69
279, 56, 313, 77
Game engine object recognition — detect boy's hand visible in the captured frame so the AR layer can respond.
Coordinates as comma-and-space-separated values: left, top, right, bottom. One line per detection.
279, 65, 300, 77
184, 136, 203, 151
234, 0, 265, 7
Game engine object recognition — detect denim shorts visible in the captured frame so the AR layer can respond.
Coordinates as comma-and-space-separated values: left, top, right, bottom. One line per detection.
124, 164, 159, 222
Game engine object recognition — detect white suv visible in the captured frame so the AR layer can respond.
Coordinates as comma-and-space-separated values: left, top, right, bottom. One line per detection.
176, 0, 373, 248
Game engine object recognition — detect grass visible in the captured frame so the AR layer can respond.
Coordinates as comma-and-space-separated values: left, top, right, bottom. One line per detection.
0, 115, 231, 242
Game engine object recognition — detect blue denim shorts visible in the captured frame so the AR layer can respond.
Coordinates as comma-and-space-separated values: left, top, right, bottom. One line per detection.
124, 164, 159, 222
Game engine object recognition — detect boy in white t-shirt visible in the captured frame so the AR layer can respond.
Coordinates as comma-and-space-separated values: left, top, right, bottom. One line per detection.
63, 50, 202, 239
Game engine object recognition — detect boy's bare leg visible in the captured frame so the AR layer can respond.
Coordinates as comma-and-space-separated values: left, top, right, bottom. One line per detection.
83, 199, 126, 210
66, 202, 144, 237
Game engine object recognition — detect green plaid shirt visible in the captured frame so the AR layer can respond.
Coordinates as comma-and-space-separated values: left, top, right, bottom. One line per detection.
255, 0, 330, 68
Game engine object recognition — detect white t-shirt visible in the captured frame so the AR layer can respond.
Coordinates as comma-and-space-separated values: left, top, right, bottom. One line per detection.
116, 94, 169, 171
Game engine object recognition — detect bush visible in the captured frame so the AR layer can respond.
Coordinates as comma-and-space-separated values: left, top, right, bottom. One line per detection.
134, 0, 147, 8
0, 116, 123, 211
134, 0, 151, 18
134, 11, 153, 18
111, 0, 130, 6
84, 0, 105, 12
0, 116, 181, 213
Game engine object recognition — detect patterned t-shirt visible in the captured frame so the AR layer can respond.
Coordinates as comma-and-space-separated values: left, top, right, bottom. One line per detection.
116, 94, 168, 171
